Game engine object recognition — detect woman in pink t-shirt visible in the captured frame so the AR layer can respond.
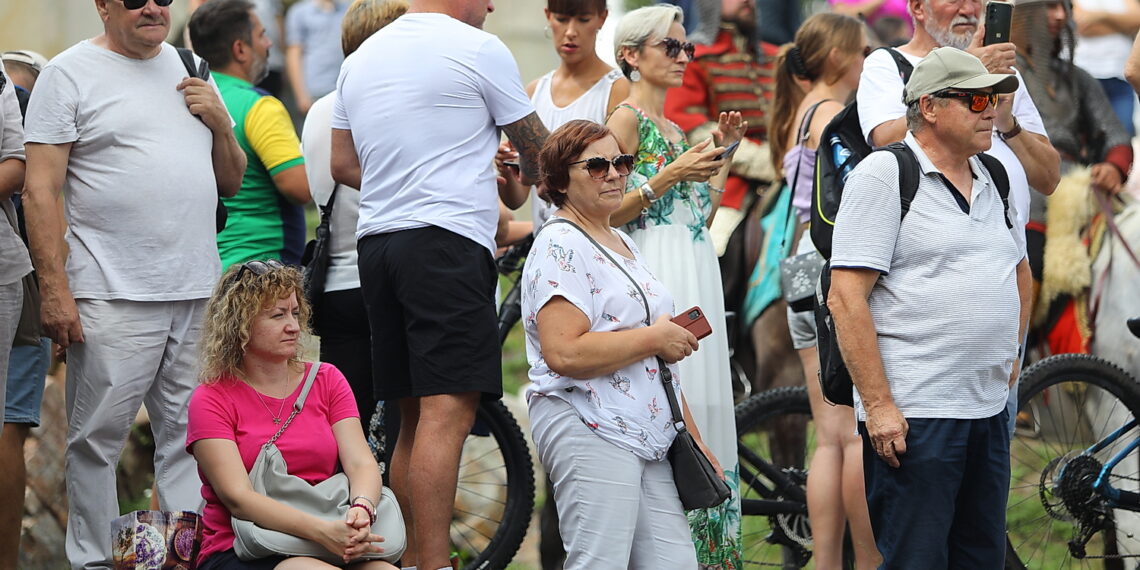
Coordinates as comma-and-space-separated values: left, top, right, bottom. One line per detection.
187, 260, 395, 570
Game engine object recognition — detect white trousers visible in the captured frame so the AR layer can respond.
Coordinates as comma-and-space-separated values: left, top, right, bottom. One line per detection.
65, 299, 207, 569
529, 396, 698, 570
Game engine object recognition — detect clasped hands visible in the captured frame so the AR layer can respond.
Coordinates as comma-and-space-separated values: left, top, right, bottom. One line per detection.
316, 506, 387, 563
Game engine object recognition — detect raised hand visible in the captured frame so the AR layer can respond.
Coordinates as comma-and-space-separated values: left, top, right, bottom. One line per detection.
967, 24, 1016, 75
668, 138, 727, 183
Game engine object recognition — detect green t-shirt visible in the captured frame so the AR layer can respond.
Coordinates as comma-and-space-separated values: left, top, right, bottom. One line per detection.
213, 72, 306, 269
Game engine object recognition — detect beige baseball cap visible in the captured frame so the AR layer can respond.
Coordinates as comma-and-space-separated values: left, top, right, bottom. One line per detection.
903, 47, 1019, 104
1, 50, 49, 73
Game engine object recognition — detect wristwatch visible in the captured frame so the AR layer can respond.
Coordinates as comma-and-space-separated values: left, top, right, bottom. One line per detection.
998, 117, 1022, 141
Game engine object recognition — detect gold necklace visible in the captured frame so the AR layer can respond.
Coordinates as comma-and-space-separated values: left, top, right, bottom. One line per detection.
253, 377, 291, 424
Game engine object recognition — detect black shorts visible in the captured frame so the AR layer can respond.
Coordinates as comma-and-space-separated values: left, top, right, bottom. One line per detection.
197, 549, 284, 570
358, 226, 502, 401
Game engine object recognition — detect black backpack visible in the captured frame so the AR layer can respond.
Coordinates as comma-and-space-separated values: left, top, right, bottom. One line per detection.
814, 143, 1012, 406
811, 47, 913, 259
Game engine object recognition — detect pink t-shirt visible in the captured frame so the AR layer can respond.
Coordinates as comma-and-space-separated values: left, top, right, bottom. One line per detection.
186, 362, 359, 564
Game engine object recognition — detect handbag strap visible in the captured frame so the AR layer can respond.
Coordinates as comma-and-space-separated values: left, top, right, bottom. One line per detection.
542, 218, 689, 431
264, 361, 322, 447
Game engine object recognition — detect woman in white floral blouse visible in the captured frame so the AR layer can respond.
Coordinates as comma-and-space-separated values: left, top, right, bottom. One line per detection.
521, 119, 720, 569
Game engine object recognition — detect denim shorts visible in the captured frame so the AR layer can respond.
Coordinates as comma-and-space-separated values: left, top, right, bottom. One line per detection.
5, 337, 49, 425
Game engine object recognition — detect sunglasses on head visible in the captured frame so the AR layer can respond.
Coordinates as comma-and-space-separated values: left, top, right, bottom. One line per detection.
118, 0, 174, 9
933, 90, 999, 113
225, 259, 284, 290
569, 154, 635, 179
657, 37, 696, 60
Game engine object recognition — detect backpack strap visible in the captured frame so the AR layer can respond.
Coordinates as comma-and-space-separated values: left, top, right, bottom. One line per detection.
976, 152, 1013, 229
176, 47, 210, 80
881, 47, 915, 84
882, 142, 922, 221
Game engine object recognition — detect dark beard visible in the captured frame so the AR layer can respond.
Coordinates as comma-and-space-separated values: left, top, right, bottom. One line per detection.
726, 17, 758, 51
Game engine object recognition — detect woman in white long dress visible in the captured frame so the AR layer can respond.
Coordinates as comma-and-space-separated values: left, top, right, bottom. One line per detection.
606, 5, 745, 567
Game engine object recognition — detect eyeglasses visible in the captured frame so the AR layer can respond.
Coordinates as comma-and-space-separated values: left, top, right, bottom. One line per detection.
118, 0, 174, 10
933, 90, 999, 113
656, 37, 696, 60
569, 154, 635, 179
225, 259, 284, 289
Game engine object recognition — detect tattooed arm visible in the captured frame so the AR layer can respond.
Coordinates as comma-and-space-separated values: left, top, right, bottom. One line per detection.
501, 112, 549, 208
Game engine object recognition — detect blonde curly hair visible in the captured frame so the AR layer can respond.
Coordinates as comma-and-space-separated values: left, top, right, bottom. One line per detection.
199, 261, 311, 383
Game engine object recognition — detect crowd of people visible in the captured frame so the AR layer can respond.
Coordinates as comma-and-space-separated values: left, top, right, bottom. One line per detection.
1, 0, 1139, 568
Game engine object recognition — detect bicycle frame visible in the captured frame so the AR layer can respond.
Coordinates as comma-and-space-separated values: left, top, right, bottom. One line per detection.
1088, 418, 1140, 511
737, 444, 809, 517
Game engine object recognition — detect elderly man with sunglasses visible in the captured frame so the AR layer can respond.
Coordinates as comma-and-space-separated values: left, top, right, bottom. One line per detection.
21, 0, 246, 568
829, 47, 1023, 568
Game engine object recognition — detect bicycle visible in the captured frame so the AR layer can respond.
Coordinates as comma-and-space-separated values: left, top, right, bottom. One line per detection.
734, 386, 818, 568
446, 234, 537, 569
1005, 318, 1140, 569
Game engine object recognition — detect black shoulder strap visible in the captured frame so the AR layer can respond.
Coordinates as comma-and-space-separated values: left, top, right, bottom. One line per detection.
883, 47, 914, 84
883, 142, 922, 221
976, 152, 1013, 229
176, 47, 210, 80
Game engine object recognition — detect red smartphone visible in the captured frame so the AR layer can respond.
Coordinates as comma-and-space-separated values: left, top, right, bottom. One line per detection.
672, 306, 712, 340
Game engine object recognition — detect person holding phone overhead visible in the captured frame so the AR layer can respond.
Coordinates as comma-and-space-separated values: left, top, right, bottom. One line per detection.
522, 119, 718, 568
606, 5, 746, 566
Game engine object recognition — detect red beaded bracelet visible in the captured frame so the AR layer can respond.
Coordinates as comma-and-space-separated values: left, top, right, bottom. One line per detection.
350, 502, 376, 526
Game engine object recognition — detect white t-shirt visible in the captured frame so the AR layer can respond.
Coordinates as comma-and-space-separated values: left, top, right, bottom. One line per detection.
0, 60, 31, 286
857, 48, 1047, 258
302, 93, 360, 293
1073, 0, 1133, 79
24, 41, 223, 301
522, 219, 681, 461
332, 13, 534, 254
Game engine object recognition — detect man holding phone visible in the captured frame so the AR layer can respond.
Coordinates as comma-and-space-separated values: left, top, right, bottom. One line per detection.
856, 0, 1060, 437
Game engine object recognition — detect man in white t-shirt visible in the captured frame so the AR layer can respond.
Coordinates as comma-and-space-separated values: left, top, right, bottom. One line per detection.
856, 0, 1060, 410
329, 1, 547, 568
21, 1, 246, 567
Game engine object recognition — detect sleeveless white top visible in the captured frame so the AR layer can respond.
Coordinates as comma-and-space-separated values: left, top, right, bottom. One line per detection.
530, 68, 624, 227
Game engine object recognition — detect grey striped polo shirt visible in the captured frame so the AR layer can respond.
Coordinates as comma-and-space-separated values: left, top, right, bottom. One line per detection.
832, 133, 1021, 421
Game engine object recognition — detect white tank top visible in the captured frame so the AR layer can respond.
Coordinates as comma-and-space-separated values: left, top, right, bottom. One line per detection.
530, 68, 624, 228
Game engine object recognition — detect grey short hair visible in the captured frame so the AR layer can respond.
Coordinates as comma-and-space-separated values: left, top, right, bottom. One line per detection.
905, 100, 926, 132
613, 5, 684, 79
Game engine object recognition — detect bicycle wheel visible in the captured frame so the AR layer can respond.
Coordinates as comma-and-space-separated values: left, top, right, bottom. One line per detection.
1007, 353, 1140, 570
451, 399, 535, 570
735, 386, 815, 568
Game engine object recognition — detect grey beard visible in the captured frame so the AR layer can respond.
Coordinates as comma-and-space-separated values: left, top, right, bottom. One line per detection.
926, 21, 974, 50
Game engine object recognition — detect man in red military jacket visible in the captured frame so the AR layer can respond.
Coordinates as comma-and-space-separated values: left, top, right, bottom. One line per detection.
665, 0, 779, 253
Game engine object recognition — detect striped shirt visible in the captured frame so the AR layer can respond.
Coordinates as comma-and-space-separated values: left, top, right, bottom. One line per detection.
831, 133, 1021, 421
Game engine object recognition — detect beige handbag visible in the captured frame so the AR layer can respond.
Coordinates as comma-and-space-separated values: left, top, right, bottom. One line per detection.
232, 362, 406, 565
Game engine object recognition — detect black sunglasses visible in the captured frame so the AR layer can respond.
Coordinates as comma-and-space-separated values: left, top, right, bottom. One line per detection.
225, 259, 284, 289
569, 154, 635, 179
119, 0, 174, 9
933, 90, 999, 113
657, 37, 696, 60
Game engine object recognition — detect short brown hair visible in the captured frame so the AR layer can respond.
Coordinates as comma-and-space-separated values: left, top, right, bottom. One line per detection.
538, 120, 615, 207
341, 0, 409, 57
547, 0, 607, 15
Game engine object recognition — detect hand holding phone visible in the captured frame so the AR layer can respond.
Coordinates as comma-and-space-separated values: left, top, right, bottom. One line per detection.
672, 306, 713, 340
984, 1, 1013, 46
715, 140, 741, 161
